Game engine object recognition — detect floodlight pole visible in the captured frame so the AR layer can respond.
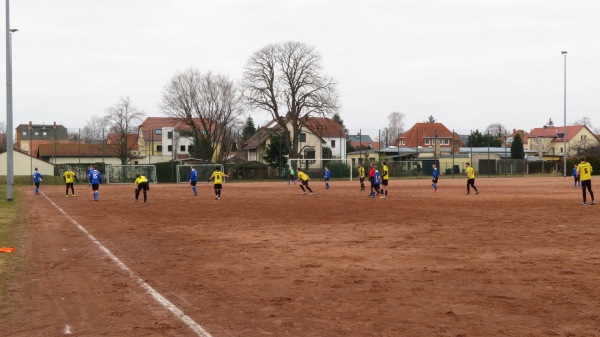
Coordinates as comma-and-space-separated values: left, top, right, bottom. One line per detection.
562, 51, 567, 177
5, 0, 17, 201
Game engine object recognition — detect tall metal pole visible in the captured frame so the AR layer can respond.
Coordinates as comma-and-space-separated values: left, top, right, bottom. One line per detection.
562, 51, 567, 177
5, 0, 17, 201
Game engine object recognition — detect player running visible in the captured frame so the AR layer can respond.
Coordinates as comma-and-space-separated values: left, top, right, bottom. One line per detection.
465, 162, 479, 195
296, 168, 314, 195
33, 167, 43, 195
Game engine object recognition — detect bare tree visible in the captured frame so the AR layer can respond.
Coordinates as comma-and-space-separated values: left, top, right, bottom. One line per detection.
104, 96, 145, 164
81, 115, 108, 144
242, 41, 339, 159
485, 123, 509, 138
0, 121, 6, 152
160, 69, 243, 163
381, 112, 405, 147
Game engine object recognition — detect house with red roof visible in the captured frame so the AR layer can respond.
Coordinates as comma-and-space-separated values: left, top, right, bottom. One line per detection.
394, 123, 464, 154
525, 125, 599, 157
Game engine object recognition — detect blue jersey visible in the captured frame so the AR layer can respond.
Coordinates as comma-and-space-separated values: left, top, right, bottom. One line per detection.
572, 167, 578, 177
33, 171, 43, 183
373, 170, 381, 185
89, 169, 102, 184
190, 169, 198, 182
433, 168, 439, 179
324, 169, 331, 179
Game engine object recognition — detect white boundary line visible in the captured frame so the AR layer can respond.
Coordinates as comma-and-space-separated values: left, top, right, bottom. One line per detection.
42, 193, 213, 337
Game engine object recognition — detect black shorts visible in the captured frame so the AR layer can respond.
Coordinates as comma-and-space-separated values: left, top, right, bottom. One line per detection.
467, 178, 475, 186
432, 177, 438, 183
214, 183, 222, 190
382, 179, 388, 186
190, 181, 197, 187
35, 182, 41, 188
324, 178, 330, 182
359, 177, 365, 183
302, 180, 309, 187
137, 182, 149, 191
91, 183, 100, 191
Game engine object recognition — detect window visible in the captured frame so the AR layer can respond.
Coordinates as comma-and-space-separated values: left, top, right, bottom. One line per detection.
331, 140, 336, 148
167, 145, 173, 152
43, 132, 47, 136
167, 131, 173, 139
155, 129, 162, 135
299, 133, 306, 142
560, 147, 563, 153
443, 139, 449, 145
401, 139, 406, 145
156, 145, 163, 152
425, 139, 430, 145
35, 132, 39, 136
180, 145, 186, 152
304, 148, 315, 159
22, 131, 27, 136
581, 135, 587, 140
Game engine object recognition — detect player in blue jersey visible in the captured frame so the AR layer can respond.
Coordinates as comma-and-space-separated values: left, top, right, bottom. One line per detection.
190, 165, 198, 195
86, 165, 93, 189
431, 164, 439, 192
324, 166, 331, 189
33, 167, 43, 195
370, 167, 381, 198
572, 164, 580, 188
88, 165, 102, 201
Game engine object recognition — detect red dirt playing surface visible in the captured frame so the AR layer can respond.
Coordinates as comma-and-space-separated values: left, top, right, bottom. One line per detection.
2, 177, 599, 336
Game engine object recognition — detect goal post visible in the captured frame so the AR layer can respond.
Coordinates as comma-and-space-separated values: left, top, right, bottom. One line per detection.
176, 164, 225, 184
288, 159, 353, 181
106, 165, 157, 184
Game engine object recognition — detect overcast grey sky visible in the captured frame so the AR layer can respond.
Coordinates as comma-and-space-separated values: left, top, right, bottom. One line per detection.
2, 0, 599, 135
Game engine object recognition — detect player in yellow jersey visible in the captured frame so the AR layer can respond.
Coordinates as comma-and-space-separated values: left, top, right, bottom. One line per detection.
465, 162, 479, 195
296, 168, 314, 195
357, 164, 366, 192
134, 174, 150, 203
380, 161, 389, 199
208, 166, 229, 200
62, 167, 78, 197
577, 156, 594, 205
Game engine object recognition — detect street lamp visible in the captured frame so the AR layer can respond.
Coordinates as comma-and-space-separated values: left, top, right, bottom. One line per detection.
5, 0, 17, 201
562, 51, 567, 177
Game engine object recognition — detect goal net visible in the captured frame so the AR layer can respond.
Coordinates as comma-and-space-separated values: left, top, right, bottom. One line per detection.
106, 165, 157, 184
288, 159, 353, 181
176, 164, 225, 184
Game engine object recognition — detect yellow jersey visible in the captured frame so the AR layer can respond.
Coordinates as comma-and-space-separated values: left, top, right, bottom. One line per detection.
382, 165, 389, 180
358, 166, 365, 178
210, 171, 226, 184
297, 171, 309, 182
578, 162, 593, 181
63, 170, 76, 184
467, 166, 475, 179
134, 175, 148, 186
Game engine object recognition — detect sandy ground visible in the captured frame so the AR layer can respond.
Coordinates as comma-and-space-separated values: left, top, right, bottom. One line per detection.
1, 176, 599, 337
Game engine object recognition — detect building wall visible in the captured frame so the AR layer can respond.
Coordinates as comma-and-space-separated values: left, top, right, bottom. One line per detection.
0, 152, 54, 176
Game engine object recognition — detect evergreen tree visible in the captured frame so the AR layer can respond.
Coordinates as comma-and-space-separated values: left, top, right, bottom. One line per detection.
242, 117, 257, 141
263, 133, 289, 169
511, 134, 525, 159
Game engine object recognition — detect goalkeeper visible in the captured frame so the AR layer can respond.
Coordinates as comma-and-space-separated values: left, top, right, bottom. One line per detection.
134, 174, 150, 203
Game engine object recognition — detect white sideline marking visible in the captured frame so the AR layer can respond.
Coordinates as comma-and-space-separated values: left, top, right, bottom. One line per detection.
42, 193, 213, 337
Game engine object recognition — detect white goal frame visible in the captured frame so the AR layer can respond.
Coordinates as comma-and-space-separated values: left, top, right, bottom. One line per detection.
176, 164, 225, 184
106, 164, 157, 184
288, 158, 353, 181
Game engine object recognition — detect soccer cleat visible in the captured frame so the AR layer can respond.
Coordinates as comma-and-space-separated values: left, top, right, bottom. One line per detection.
581, 202, 587, 205
72, 195, 75, 197
310, 192, 314, 195
475, 191, 479, 195
135, 200, 138, 203
592, 201, 596, 205
465, 193, 470, 195
66, 195, 69, 198
302, 192, 306, 195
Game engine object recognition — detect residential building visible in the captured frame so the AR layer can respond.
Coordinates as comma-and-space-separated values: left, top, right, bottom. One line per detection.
348, 134, 379, 150
394, 122, 464, 154
526, 125, 599, 157
15, 123, 69, 156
